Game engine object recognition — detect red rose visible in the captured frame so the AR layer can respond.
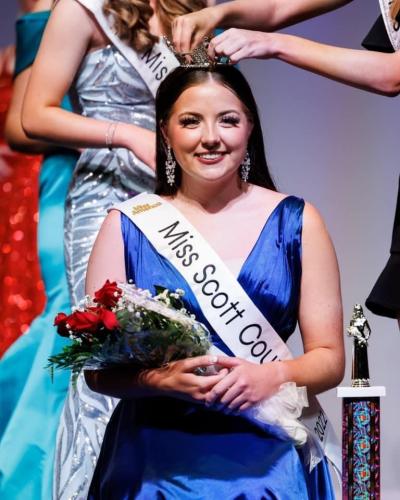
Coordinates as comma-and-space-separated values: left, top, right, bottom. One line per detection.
68, 310, 100, 333
94, 280, 122, 308
98, 309, 120, 330
54, 312, 70, 337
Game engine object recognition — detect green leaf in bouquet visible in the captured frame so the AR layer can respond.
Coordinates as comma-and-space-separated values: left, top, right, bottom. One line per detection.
49, 282, 212, 381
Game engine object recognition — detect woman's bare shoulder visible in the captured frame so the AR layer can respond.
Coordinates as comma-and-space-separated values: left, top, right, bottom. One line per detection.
302, 201, 328, 233
249, 184, 290, 206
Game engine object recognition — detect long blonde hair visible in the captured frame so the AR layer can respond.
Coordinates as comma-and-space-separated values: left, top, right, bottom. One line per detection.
103, 0, 206, 52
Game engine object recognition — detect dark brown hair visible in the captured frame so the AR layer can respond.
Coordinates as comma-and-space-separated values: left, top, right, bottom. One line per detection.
154, 65, 276, 195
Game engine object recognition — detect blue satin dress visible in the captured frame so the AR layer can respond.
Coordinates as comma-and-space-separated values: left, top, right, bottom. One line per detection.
88, 196, 334, 500
0, 11, 79, 500
88, 196, 335, 499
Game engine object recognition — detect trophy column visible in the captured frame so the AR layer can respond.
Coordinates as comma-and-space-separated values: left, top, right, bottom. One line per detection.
337, 305, 386, 499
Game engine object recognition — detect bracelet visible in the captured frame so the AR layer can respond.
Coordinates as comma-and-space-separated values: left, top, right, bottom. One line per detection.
105, 122, 119, 151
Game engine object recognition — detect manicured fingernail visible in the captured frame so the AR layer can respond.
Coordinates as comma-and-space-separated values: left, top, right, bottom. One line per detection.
209, 356, 217, 363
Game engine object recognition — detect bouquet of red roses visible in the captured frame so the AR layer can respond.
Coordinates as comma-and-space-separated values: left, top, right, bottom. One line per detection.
48, 280, 211, 384
49, 283, 312, 449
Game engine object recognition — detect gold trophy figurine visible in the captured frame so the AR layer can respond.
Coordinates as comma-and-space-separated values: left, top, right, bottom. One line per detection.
347, 304, 371, 387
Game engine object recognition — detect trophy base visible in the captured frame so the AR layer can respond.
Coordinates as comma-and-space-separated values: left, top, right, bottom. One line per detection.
338, 386, 386, 499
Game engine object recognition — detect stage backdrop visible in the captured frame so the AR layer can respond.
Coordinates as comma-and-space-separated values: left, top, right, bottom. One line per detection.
1, 0, 399, 497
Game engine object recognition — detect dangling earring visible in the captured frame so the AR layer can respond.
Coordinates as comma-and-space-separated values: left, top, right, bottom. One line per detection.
165, 145, 176, 186
240, 151, 251, 182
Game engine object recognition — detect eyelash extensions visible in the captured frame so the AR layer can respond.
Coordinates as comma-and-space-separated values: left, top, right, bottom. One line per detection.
179, 114, 241, 127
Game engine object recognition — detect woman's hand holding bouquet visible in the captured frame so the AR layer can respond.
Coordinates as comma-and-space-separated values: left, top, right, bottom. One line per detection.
138, 355, 228, 404
50, 279, 308, 446
48, 280, 212, 385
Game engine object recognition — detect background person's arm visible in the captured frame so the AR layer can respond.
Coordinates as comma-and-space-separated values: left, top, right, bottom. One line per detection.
6, 68, 57, 153
172, 0, 352, 52
22, 0, 156, 169
215, 0, 352, 30
209, 29, 400, 96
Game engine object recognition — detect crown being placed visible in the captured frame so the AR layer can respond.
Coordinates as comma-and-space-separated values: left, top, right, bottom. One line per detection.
164, 36, 230, 68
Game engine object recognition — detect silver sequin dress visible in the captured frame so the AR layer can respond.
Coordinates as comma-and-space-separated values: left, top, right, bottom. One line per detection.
54, 45, 156, 500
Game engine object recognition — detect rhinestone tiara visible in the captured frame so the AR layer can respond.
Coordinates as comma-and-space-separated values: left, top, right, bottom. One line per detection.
163, 36, 230, 68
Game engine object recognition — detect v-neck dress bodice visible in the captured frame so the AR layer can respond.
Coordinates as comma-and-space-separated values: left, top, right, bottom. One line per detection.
88, 195, 335, 500
122, 196, 303, 347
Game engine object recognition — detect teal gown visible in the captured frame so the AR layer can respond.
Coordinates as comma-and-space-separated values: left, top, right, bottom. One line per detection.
0, 11, 79, 499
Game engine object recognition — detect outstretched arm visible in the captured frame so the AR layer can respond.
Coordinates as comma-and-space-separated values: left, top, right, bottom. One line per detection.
172, 0, 352, 53
209, 29, 400, 97
214, 0, 351, 30
22, 0, 156, 168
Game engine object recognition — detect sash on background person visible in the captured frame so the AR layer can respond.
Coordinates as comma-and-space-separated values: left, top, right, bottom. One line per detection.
76, 0, 179, 96
116, 192, 342, 475
379, 0, 400, 50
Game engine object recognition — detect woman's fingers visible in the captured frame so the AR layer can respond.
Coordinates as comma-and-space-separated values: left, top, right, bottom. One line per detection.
226, 49, 250, 65
172, 9, 219, 54
204, 370, 237, 406
210, 29, 272, 64
219, 383, 245, 408
172, 16, 199, 54
181, 354, 241, 372
176, 370, 227, 403
238, 402, 252, 412
171, 17, 186, 53
195, 370, 229, 391
214, 356, 242, 369
180, 355, 219, 372
210, 29, 240, 56
224, 394, 248, 412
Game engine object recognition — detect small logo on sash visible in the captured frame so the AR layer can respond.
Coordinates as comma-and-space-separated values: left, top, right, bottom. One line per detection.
132, 202, 161, 215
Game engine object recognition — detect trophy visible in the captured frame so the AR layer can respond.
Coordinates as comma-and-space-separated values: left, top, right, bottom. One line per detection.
338, 304, 386, 499
347, 304, 371, 387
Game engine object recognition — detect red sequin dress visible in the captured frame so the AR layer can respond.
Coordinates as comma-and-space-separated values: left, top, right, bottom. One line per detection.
0, 75, 45, 356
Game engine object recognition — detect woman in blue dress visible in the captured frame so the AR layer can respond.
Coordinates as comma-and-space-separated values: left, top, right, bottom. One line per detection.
0, 1, 79, 498
84, 64, 344, 499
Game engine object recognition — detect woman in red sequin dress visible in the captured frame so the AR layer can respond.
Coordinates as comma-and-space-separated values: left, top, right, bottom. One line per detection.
0, 37, 45, 357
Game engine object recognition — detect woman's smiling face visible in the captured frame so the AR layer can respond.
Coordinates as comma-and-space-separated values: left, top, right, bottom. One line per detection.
162, 79, 253, 185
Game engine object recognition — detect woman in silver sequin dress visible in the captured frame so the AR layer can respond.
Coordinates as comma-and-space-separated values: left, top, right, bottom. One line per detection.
22, 0, 206, 498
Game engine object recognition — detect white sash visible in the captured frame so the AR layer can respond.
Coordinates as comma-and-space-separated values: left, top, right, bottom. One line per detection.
76, 0, 179, 96
116, 192, 341, 474
379, 0, 400, 50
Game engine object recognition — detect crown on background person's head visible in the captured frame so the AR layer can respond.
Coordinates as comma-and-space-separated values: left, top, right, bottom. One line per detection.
163, 37, 230, 68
